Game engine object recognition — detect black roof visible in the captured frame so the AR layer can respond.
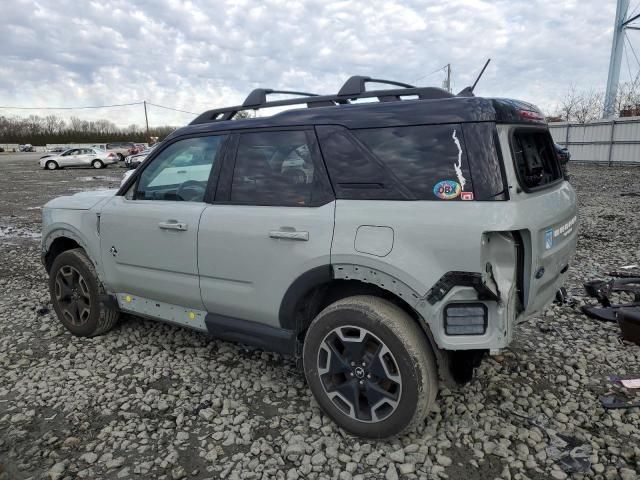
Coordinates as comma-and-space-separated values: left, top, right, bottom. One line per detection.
166, 76, 544, 141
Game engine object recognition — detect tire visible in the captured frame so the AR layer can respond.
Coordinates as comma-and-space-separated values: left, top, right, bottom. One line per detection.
45, 160, 58, 170
92, 159, 104, 169
117, 153, 124, 161
303, 295, 438, 438
49, 248, 119, 337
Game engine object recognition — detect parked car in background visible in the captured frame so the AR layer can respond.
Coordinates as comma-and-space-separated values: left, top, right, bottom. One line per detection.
46, 146, 67, 153
39, 148, 118, 170
19, 144, 35, 152
91, 142, 136, 161
554, 143, 571, 179
0, 147, 4, 153
128, 144, 147, 155
124, 144, 158, 168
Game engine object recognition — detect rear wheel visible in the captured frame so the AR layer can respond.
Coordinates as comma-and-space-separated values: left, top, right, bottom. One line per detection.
49, 249, 119, 337
303, 295, 438, 438
92, 159, 104, 169
45, 160, 58, 170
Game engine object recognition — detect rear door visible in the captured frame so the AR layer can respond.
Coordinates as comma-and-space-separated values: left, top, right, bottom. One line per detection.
99, 134, 227, 309
198, 129, 335, 328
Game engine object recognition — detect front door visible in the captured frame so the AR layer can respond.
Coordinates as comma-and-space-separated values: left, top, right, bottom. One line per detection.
100, 134, 227, 310
198, 129, 335, 328
58, 149, 80, 167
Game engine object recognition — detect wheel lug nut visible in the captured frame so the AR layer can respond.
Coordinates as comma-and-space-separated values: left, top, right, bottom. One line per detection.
361, 362, 365, 366
359, 380, 364, 385
350, 361, 355, 366
367, 374, 371, 379
350, 372, 354, 376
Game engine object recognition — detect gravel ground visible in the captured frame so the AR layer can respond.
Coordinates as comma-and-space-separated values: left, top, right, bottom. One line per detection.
0, 153, 639, 480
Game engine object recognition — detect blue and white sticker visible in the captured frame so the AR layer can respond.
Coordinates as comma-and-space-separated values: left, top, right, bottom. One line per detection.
544, 228, 554, 250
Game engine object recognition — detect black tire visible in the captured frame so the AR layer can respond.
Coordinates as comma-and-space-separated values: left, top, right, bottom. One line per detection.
117, 153, 124, 161
92, 159, 104, 169
303, 295, 438, 438
49, 248, 119, 337
45, 160, 58, 170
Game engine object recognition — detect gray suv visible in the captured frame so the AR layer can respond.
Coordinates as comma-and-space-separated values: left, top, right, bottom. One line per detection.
41, 76, 578, 438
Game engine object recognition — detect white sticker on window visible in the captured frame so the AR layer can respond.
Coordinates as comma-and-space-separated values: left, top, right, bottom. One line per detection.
452, 129, 466, 191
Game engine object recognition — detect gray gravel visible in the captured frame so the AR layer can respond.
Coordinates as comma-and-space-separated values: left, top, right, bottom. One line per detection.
0, 153, 639, 479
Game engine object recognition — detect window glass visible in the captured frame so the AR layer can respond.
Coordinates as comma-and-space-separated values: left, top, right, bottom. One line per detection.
231, 131, 315, 206
136, 135, 225, 202
462, 123, 507, 200
64, 149, 79, 156
316, 126, 406, 200
511, 129, 562, 190
354, 124, 474, 201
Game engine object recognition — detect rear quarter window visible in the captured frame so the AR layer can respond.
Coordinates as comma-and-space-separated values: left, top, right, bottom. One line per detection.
510, 128, 562, 191
354, 124, 474, 201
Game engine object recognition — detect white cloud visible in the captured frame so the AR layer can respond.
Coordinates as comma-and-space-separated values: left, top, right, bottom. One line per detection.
0, 0, 626, 126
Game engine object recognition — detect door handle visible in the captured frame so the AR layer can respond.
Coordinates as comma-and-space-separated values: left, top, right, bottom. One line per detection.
158, 221, 188, 231
269, 230, 309, 241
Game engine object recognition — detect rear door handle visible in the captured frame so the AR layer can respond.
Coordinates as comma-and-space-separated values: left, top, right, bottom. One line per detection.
158, 221, 188, 231
269, 230, 309, 241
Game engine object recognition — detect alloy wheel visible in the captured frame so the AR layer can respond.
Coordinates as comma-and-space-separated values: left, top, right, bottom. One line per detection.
54, 265, 92, 326
317, 325, 402, 423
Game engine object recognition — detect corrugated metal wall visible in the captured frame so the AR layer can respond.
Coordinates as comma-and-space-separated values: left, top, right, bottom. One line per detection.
548, 117, 640, 165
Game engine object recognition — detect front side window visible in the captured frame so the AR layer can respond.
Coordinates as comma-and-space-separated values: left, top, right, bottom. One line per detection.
230, 131, 317, 206
135, 135, 226, 202
63, 149, 79, 156
511, 129, 562, 190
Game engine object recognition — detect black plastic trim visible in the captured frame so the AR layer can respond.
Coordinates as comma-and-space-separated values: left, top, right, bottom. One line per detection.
205, 313, 296, 356
279, 265, 333, 330
426, 271, 499, 305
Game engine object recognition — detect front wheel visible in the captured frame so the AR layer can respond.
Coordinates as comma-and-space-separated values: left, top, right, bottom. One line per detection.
303, 296, 438, 438
49, 248, 119, 337
45, 160, 58, 170
92, 159, 104, 169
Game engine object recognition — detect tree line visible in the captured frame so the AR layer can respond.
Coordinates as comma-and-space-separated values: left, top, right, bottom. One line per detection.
550, 81, 640, 123
0, 114, 177, 145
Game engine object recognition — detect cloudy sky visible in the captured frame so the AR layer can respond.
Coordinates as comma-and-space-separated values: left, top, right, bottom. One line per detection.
0, 0, 631, 127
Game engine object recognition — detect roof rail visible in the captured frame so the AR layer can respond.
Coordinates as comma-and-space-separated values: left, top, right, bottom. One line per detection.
337, 76, 416, 97
190, 76, 457, 125
242, 89, 319, 108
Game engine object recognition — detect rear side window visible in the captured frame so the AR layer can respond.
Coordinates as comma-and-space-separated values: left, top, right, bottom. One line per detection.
511, 129, 562, 190
354, 124, 474, 201
316, 126, 407, 200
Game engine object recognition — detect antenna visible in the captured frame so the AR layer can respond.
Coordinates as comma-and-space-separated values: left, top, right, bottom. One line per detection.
456, 59, 491, 97
471, 58, 491, 92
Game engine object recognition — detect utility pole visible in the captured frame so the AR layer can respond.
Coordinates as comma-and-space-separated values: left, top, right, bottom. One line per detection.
443, 64, 451, 93
603, 0, 640, 118
143, 100, 150, 142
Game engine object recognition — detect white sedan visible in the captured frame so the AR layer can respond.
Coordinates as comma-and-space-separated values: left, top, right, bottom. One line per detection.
39, 148, 118, 170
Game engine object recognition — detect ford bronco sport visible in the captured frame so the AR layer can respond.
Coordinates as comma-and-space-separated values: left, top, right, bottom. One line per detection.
42, 76, 577, 438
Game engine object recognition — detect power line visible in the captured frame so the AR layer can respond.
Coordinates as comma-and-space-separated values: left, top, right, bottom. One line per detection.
624, 32, 634, 81
625, 32, 640, 70
411, 65, 448, 84
146, 102, 198, 115
0, 101, 143, 110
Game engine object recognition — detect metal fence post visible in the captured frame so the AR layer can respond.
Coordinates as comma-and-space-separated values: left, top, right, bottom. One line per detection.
607, 119, 616, 166
565, 122, 570, 148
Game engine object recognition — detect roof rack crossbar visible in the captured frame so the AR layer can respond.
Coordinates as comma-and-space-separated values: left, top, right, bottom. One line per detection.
337, 76, 416, 97
191, 84, 455, 125
242, 89, 319, 108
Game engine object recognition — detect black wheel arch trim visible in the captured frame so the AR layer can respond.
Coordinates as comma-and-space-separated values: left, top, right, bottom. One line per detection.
278, 265, 334, 331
